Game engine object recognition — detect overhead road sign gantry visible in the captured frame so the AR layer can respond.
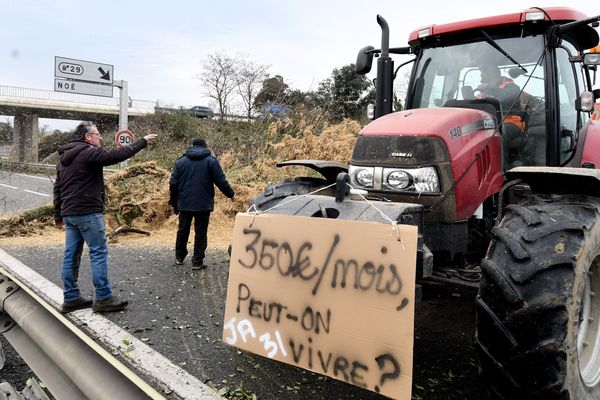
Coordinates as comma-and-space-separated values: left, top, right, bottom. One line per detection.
55, 56, 114, 85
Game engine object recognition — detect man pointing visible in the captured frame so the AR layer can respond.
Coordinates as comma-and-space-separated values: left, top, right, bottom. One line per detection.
54, 122, 157, 313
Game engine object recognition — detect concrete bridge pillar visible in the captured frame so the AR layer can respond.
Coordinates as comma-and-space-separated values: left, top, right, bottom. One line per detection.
11, 113, 39, 162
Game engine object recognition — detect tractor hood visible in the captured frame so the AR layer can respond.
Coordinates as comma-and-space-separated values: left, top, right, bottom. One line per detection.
351, 106, 504, 222
361, 107, 496, 143
354, 107, 497, 167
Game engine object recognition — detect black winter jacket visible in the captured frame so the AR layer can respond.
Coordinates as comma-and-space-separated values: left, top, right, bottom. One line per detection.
169, 145, 234, 212
53, 138, 148, 219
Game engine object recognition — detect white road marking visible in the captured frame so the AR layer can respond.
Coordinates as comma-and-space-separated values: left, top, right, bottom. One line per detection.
23, 189, 51, 197
13, 173, 55, 182
0, 183, 18, 189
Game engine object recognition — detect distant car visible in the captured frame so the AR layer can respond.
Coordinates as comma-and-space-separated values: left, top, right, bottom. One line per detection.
188, 106, 214, 119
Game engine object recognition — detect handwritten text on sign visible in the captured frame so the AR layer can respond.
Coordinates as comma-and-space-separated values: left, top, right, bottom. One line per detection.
223, 213, 418, 399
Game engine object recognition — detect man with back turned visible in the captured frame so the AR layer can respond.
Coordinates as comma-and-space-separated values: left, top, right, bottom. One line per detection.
169, 138, 234, 270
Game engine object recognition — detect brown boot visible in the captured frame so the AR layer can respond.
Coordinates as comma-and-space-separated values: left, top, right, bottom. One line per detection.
92, 295, 129, 313
61, 297, 93, 314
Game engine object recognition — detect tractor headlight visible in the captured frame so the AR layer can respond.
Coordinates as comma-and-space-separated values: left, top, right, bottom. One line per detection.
384, 166, 440, 193
349, 165, 374, 188
356, 168, 374, 187
348, 165, 375, 188
349, 165, 440, 194
386, 170, 411, 189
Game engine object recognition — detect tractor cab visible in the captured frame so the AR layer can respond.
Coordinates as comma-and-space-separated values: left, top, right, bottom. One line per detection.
357, 7, 600, 170
410, 34, 548, 169
348, 7, 600, 272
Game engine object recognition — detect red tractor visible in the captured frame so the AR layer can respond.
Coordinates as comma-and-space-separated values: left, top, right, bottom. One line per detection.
252, 7, 600, 399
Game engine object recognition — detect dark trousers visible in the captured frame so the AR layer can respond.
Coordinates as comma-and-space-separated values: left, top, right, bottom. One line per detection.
176, 211, 211, 265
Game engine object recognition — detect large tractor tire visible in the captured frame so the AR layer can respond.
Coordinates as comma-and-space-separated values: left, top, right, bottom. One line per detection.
476, 194, 600, 399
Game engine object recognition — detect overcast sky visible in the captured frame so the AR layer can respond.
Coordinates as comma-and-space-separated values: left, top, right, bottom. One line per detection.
1, 0, 598, 130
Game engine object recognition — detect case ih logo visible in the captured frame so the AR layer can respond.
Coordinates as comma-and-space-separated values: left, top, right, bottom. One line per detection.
390, 152, 413, 158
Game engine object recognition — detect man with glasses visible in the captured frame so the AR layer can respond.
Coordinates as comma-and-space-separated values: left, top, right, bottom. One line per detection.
53, 122, 157, 313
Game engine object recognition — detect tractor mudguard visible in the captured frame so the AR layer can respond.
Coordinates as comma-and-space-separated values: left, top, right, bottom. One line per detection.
251, 160, 348, 211
275, 160, 348, 183
252, 178, 333, 211
505, 166, 600, 197
262, 193, 421, 224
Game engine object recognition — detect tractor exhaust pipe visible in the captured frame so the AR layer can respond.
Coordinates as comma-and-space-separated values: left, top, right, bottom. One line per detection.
375, 15, 394, 118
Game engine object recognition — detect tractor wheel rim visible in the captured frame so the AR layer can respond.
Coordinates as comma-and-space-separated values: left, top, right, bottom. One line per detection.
578, 260, 600, 387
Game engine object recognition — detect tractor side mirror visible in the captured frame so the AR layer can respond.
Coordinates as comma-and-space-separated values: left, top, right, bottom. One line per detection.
561, 129, 576, 153
583, 53, 600, 66
576, 91, 595, 112
356, 46, 375, 75
583, 53, 600, 85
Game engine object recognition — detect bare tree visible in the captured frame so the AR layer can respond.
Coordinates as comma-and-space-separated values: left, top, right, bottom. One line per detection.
236, 56, 269, 120
197, 53, 238, 120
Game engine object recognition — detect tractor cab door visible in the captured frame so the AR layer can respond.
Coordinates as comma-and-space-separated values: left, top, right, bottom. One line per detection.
462, 62, 547, 169
554, 41, 591, 166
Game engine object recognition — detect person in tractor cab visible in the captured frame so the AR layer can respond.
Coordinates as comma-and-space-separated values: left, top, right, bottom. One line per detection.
475, 63, 523, 128
475, 63, 534, 167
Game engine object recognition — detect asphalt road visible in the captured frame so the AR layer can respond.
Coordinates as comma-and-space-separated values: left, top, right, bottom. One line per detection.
0, 171, 54, 214
0, 242, 485, 400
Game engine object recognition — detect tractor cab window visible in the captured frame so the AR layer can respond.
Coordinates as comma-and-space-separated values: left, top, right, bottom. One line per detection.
410, 35, 547, 168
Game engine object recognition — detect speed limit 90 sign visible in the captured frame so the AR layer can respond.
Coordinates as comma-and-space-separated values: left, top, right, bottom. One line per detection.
114, 130, 135, 148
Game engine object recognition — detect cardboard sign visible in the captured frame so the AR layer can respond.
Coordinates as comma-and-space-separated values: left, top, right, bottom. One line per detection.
223, 213, 418, 399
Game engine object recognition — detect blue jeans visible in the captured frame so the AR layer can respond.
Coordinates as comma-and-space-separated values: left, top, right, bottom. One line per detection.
61, 213, 112, 301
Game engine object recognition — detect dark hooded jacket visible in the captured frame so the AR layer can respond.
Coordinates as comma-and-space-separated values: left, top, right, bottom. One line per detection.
53, 138, 148, 219
169, 145, 234, 212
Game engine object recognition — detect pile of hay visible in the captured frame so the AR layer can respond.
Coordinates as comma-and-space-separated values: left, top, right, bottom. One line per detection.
0, 205, 55, 237
104, 161, 172, 230
0, 162, 175, 238
268, 118, 360, 163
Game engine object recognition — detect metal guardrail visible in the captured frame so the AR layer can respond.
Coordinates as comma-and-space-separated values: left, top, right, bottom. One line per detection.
0, 249, 222, 400
154, 107, 254, 122
0, 85, 157, 110
0, 269, 165, 399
